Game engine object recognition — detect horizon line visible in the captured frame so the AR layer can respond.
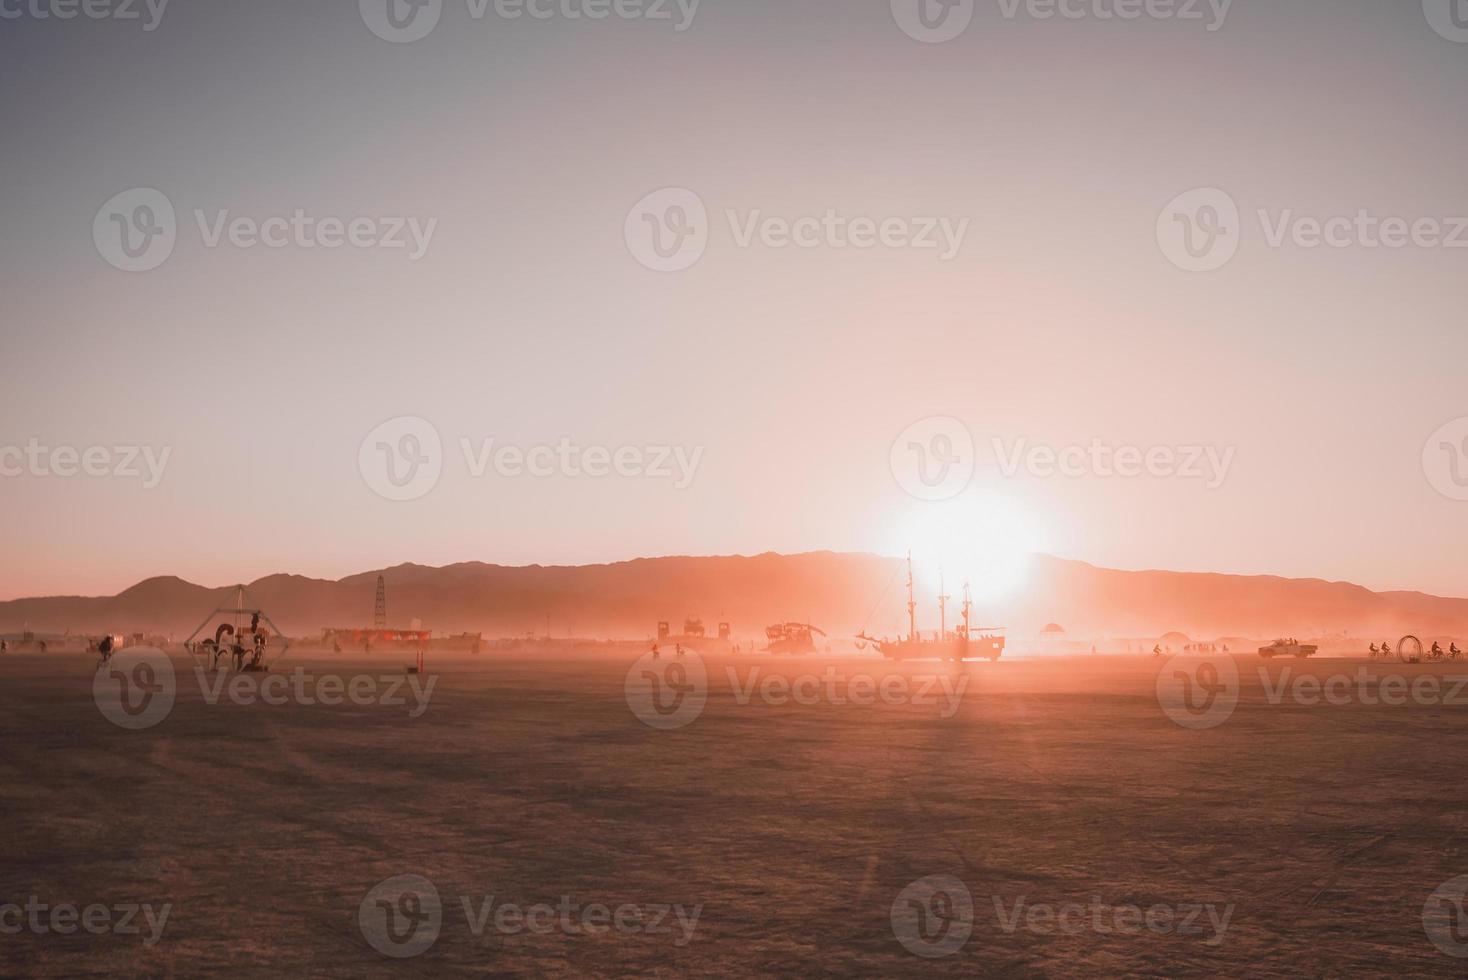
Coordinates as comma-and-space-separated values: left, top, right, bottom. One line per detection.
2, 550, 1463, 605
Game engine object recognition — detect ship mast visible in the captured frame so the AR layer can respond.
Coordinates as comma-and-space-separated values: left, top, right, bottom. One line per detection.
961, 581, 972, 637
938, 569, 949, 640
906, 551, 916, 643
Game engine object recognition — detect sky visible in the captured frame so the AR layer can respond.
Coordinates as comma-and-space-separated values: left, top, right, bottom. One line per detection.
1, 0, 1467, 601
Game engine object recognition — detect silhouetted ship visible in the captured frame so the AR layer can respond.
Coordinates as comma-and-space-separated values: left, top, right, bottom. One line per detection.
858, 555, 1005, 662
763, 622, 826, 654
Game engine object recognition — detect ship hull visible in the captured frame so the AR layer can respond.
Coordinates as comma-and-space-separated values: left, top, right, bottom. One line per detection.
765, 640, 817, 655
875, 636, 1004, 662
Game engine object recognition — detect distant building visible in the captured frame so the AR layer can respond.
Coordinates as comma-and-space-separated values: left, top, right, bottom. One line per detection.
1039, 623, 1068, 655
321, 628, 432, 647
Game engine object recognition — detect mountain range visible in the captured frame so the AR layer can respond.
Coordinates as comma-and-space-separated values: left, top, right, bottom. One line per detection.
3, 552, 1467, 642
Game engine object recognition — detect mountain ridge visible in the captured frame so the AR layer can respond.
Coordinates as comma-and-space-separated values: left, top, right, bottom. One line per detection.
3, 552, 1465, 641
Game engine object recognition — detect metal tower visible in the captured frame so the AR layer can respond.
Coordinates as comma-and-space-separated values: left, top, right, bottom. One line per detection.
374, 575, 387, 629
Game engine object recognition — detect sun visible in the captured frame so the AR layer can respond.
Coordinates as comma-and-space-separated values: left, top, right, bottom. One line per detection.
890, 491, 1048, 607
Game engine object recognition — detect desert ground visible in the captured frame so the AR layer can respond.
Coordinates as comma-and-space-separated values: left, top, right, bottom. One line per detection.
3, 647, 1467, 977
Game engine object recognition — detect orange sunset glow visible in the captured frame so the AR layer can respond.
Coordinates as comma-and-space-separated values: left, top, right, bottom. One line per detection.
4, 1, 1468, 976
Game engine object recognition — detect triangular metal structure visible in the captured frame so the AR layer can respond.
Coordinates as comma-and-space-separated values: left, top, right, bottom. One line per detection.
183, 584, 291, 672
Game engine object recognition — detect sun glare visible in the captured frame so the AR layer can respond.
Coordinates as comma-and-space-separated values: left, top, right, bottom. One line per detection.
892, 492, 1048, 609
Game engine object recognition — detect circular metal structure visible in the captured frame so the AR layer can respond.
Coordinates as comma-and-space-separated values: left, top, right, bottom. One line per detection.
1398, 634, 1424, 663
